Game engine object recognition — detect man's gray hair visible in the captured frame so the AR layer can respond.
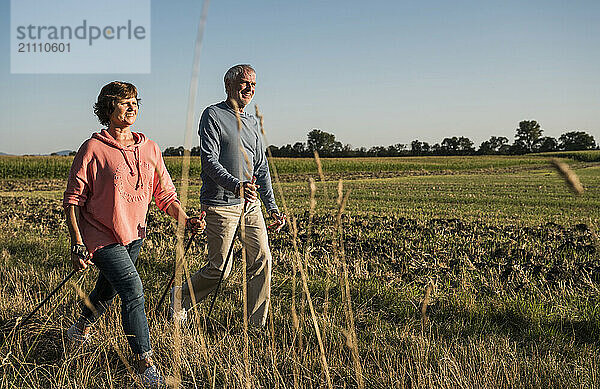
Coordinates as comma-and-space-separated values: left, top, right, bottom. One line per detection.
224, 64, 255, 87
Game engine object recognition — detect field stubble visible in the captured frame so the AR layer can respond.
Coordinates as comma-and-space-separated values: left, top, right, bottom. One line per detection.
1, 156, 600, 388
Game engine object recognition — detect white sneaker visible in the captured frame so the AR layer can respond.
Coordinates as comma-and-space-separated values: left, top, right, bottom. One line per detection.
137, 365, 166, 388
169, 286, 187, 323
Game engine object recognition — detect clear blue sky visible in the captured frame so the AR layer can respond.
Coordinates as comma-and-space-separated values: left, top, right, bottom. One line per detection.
1, 0, 599, 155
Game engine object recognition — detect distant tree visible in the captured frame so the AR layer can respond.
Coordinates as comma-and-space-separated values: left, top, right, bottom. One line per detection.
307, 129, 342, 156
279, 144, 295, 157
381, 143, 407, 157
559, 131, 596, 151
163, 147, 183, 157
410, 140, 421, 155
367, 146, 385, 157
491, 136, 509, 151
478, 136, 509, 154
410, 140, 430, 156
477, 142, 492, 155
163, 146, 184, 156
307, 129, 333, 152
457, 137, 475, 154
508, 140, 528, 155
267, 145, 280, 156
515, 120, 543, 153
342, 144, 354, 156
292, 142, 306, 156
385, 145, 402, 157
331, 141, 343, 156
421, 142, 431, 154
497, 144, 511, 155
440, 137, 460, 154
394, 143, 407, 153
191, 146, 201, 156
69, 151, 77, 156
536, 137, 559, 152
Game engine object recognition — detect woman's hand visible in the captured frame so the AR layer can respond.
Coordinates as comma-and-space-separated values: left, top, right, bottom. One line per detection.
166, 203, 207, 234
70, 244, 94, 271
185, 211, 206, 234
65, 206, 92, 271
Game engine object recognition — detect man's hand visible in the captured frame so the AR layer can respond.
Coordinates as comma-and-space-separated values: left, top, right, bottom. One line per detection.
70, 243, 93, 272
238, 177, 260, 203
268, 210, 286, 233
185, 211, 207, 234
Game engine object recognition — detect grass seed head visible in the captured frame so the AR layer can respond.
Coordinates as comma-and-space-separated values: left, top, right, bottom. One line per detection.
550, 158, 584, 195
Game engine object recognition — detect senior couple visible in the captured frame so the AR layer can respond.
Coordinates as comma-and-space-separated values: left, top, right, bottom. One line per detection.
63, 65, 284, 387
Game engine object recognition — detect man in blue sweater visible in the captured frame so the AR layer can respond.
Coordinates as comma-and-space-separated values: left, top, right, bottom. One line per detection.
173, 64, 285, 327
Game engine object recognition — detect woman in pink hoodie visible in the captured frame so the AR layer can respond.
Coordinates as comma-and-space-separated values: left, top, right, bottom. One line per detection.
63, 81, 203, 388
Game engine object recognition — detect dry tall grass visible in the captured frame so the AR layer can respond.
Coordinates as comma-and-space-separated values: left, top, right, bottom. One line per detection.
549, 158, 584, 195
2, 181, 600, 387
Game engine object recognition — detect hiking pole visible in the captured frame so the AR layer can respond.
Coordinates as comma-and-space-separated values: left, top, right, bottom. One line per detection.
155, 211, 206, 314
155, 234, 196, 314
18, 269, 77, 328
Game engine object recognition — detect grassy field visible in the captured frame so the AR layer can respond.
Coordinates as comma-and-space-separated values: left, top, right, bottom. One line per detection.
1, 154, 599, 388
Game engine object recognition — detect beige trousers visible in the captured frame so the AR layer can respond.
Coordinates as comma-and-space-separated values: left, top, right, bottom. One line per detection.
181, 201, 272, 327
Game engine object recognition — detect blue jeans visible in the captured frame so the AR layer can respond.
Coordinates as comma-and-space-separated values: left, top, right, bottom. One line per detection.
80, 239, 152, 358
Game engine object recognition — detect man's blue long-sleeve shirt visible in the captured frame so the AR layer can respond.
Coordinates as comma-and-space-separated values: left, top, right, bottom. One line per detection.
198, 101, 278, 212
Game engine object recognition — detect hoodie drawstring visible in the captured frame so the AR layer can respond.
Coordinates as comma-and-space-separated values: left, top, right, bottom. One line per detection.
135, 147, 143, 190
120, 149, 135, 176
119, 148, 143, 190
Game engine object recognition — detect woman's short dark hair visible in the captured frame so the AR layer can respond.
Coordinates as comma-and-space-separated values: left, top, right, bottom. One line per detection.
93, 81, 139, 127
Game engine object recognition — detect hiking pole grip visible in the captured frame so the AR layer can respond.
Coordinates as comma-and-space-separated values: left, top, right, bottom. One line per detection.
19, 269, 77, 328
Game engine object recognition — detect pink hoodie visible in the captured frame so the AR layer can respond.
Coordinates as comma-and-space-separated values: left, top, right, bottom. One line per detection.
64, 130, 179, 255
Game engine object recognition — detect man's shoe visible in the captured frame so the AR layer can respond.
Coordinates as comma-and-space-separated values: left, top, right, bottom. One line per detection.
137, 365, 166, 388
169, 286, 187, 323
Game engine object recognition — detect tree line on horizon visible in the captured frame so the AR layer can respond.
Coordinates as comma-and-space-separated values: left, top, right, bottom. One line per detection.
163, 120, 597, 157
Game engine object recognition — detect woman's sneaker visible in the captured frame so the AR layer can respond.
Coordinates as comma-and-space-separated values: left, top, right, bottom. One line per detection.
137, 365, 166, 388
66, 323, 91, 349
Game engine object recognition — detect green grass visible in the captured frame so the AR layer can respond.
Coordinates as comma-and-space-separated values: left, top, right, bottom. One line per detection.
4, 152, 599, 180
538, 150, 600, 162
271, 155, 547, 173
177, 164, 600, 226
6, 163, 600, 226
0, 156, 73, 180
164, 155, 557, 179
